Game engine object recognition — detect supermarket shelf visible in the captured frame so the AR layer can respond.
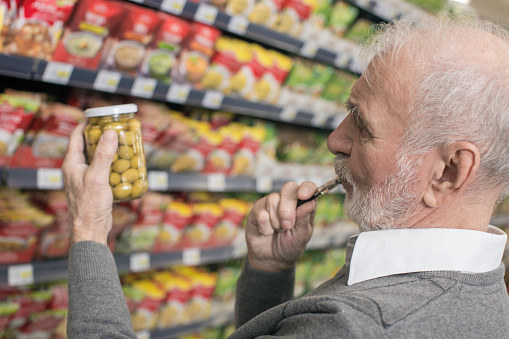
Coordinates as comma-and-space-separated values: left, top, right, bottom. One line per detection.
0, 226, 354, 286
491, 214, 509, 227
11, 57, 342, 130
4, 167, 337, 193
140, 0, 360, 74
346, 0, 429, 22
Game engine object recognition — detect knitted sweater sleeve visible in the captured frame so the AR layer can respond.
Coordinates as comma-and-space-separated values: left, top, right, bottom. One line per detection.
234, 259, 295, 328
67, 241, 136, 338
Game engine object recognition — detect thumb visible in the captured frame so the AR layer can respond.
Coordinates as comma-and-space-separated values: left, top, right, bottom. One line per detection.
88, 129, 118, 183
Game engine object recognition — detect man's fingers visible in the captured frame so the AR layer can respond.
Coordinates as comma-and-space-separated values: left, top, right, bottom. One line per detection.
266, 193, 282, 232
63, 122, 86, 169
86, 129, 118, 185
278, 182, 299, 230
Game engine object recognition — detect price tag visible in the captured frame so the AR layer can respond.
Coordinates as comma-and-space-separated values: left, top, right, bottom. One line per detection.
148, 171, 169, 191
182, 248, 201, 265
8, 264, 34, 286
233, 242, 247, 258
161, 0, 186, 15
255, 177, 272, 192
334, 53, 350, 68
167, 83, 191, 104
228, 15, 248, 35
300, 41, 318, 58
311, 113, 328, 127
194, 4, 218, 25
207, 173, 226, 191
93, 70, 121, 93
37, 168, 63, 190
280, 106, 297, 122
136, 330, 150, 339
131, 77, 156, 98
202, 91, 223, 109
42, 62, 73, 85
130, 252, 150, 273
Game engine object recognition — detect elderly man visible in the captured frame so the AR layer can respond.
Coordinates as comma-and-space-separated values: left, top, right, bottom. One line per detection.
64, 15, 508, 338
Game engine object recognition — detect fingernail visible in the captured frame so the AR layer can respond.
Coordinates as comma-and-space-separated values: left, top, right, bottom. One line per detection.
282, 220, 292, 229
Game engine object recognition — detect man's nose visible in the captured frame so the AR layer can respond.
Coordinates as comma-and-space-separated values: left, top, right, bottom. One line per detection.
327, 115, 352, 156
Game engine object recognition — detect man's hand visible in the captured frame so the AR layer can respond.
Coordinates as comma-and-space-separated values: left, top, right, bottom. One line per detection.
245, 181, 317, 272
62, 122, 118, 245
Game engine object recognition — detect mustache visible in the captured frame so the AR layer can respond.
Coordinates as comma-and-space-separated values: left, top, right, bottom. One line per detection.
333, 155, 354, 185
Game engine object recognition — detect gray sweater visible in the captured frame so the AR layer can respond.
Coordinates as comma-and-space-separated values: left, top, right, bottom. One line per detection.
67, 241, 509, 338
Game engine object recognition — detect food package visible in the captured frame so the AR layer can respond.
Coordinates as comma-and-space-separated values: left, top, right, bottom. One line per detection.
174, 23, 221, 84
231, 124, 266, 176
2, 0, 78, 60
152, 201, 193, 252
247, 0, 286, 28
225, 0, 255, 17
16, 309, 66, 339
321, 69, 357, 105
278, 58, 314, 109
52, 0, 126, 70
228, 44, 266, 101
134, 100, 172, 157
0, 222, 40, 264
103, 5, 161, 76
208, 198, 249, 246
251, 49, 292, 104
130, 280, 165, 331
199, 37, 249, 93
343, 18, 374, 43
9, 290, 51, 329
202, 125, 241, 174
0, 301, 19, 334
174, 267, 216, 322
170, 122, 215, 173
273, 0, 315, 37
327, 1, 359, 37
180, 202, 223, 247
154, 272, 192, 328
140, 13, 191, 84
0, 93, 41, 164
0, 0, 21, 50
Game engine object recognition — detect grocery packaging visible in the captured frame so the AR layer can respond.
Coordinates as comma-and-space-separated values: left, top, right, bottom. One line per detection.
3, 0, 78, 60
140, 13, 191, 83
103, 4, 161, 75
153, 201, 193, 252
208, 198, 249, 246
273, 0, 315, 37
130, 280, 166, 331
154, 272, 193, 327
84, 104, 148, 201
247, 0, 286, 28
174, 267, 216, 322
225, 0, 255, 17
52, 0, 126, 70
328, 1, 359, 37
180, 202, 223, 247
343, 18, 374, 43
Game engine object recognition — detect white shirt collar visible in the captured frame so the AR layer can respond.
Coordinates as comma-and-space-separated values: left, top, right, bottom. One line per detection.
346, 225, 507, 285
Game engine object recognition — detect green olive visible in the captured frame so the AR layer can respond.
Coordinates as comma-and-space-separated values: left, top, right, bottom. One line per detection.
121, 168, 139, 183
87, 126, 102, 144
118, 146, 134, 159
131, 179, 148, 199
113, 182, 132, 200
103, 122, 125, 133
97, 117, 113, 127
118, 131, 134, 145
113, 153, 118, 162
109, 172, 121, 186
130, 155, 140, 169
128, 118, 141, 131
111, 159, 130, 173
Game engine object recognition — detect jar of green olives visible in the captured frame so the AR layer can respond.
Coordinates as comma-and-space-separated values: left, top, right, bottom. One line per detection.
84, 104, 148, 201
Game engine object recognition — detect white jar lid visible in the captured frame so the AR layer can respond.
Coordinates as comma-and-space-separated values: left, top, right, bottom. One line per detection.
85, 104, 138, 118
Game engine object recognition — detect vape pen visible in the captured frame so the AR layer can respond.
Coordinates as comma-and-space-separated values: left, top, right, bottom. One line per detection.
296, 176, 341, 207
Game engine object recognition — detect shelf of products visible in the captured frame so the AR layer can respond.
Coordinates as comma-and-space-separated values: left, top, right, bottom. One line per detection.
346, 0, 429, 22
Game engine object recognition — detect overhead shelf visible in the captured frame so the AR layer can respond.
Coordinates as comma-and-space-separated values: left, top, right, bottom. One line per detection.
346, 0, 430, 22
137, 0, 361, 74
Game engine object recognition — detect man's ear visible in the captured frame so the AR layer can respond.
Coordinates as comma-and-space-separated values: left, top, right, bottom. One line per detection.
422, 141, 480, 208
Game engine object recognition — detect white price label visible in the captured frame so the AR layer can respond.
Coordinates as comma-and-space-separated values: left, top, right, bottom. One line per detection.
182, 248, 201, 266
202, 91, 223, 109
233, 242, 247, 258
167, 84, 191, 104
8, 264, 34, 286
228, 15, 248, 35
148, 171, 169, 191
207, 173, 226, 192
136, 330, 150, 339
255, 177, 272, 192
130, 252, 150, 273
280, 106, 297, 122
131, 77, 156, 98
42, 62, 73, 85
161, 0, 186, 15
334, 53, 350, 68
194, 4, 218, 25
37, 168, 63, 189
311, 113, 328, 127
93, 70, 121, 93
300, 42, 318, 58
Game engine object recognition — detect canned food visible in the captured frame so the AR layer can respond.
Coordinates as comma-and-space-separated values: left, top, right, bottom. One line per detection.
84, 104, 148, 201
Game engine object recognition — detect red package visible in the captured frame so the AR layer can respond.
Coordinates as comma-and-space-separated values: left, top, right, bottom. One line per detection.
153, 201, 193, 252
52, 0, 126, 70
130, 280, 165, 331
104, 5, 161, 75
3, 0, 78, 60
186, 22, 221, 58
17, 309, 66, 338
208, 198, 249, 245
140, 13, 191, 83
203, 127, 241, 174
0, 222, 40, 265
155, 274, 192, 328
180, 202, 223, 247
9, 290, 51, 329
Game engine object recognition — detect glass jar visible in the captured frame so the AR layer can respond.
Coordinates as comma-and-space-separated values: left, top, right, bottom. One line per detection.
84, 104, 148, 201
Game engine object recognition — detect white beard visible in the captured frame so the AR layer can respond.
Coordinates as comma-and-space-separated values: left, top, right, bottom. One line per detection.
334, 155, 422, 232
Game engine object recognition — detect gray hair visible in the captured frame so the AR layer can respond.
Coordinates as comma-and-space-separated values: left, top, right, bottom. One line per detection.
359, 15, 509, 198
